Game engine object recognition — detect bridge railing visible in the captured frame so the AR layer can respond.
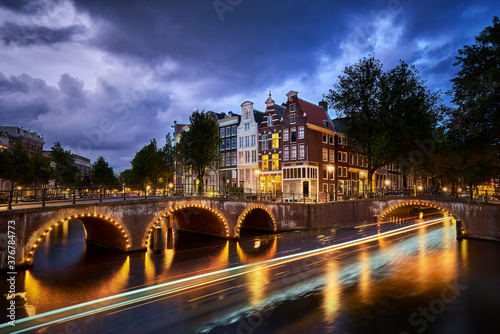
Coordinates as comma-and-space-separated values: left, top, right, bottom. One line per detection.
0, 184, 496, 210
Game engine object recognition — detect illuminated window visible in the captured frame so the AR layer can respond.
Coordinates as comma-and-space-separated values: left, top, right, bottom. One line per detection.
238, 152, 244, 164
283, 129, 289, 141
272, 154, 279, 170
232, 152, 237, 165
343, 152, 348, 162
252, 150, 256, 162
272, 133, 279, 148
329, 150, 334, 162
323, 148, 328, 161
262, 155, 269, 170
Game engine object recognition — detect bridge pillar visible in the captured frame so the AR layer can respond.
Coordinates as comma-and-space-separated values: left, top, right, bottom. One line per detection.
456, 219, 465, 241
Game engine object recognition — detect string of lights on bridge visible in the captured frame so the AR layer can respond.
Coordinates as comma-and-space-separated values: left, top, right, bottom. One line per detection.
380, 201, 452, 220
26, 213, 130, 264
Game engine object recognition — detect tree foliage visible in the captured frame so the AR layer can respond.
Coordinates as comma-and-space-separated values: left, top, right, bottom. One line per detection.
128, 139, 168, 184
179, 110, 221, 194
447, 16, 500, 188
50, 142, 79, 187
0, 142, 34, 207
91, 156, 117, 185
324, 57, 443, 191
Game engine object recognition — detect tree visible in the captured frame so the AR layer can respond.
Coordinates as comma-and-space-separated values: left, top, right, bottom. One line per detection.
31, 152, 53, 192
50, 142, 79, 187
379, 60, 443, 186
324, 56, 389, 192
179, 110, 221, 195
130, 139, 165, 184
161, 133, 175, 184
0, 142, 34, 208
91, 156, 117, 185
448, 16, 500, 190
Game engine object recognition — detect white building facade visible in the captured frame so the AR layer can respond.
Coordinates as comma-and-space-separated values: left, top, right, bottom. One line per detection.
237, 101, 264, 192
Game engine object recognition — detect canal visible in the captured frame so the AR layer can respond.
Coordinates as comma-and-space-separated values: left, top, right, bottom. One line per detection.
1, 212, 500, 333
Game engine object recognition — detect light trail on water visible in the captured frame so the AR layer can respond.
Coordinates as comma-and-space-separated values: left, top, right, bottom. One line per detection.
0, 217, 450, 334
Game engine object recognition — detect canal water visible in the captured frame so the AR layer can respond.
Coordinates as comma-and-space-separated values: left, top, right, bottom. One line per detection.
2, 215, 500, 333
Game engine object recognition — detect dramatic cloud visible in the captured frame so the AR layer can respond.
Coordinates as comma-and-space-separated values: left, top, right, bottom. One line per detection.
0, 0, 498, 170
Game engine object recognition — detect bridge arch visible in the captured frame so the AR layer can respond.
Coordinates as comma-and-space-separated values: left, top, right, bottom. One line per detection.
378, 199, 459, 221
143, 203, 230, 247
235, 206, 276, 238
25, 213, 131, 266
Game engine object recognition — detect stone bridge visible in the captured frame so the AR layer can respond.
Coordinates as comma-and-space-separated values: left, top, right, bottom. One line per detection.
1, 197, 499, 270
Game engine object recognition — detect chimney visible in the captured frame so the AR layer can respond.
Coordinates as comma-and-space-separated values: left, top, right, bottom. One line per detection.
319, 101, 328, 112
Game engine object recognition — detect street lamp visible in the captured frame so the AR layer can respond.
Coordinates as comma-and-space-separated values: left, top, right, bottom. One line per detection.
168, 182, 173, 196
360, 171, 366, 198
384, 179, 391, 195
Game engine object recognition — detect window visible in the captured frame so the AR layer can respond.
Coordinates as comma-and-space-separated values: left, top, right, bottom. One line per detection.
329, 135, 334, 145
222, 154, 226, 166
221, 140, 226, 150
268, 115, 273, 126
329, 150, 334, 162
298, 126, 304, 139
338, 151, 342, 161
338, 136, 343, 145
322, 148, 328, 161
252, 150, 256, 162
272, 154, 279, 170
226, 153, 231, 166
290, 114, 296, 124
284, 146, 289, 160
239, 152, 244, 164
232, 125, 237, 135
299, 144, 305, 159
338, 180, 344, 193
220, 128, 225, 137
291, 128, 297, 143
283, 129, 289, 141
291, 145, 297, 160
323, 184, 328, 193
245, 111, 250, 119
343, 152, 348, 162
232, 138, 237, 149
245, 151, 250, 163
338, 167, 342, 177
245, 136, 250, 147
329, 168, 334, 180
323, 166, 328, 179
251, 135, 256, 146
262, 155, 269, 170
290, 104, 296, 111
262, 135, 269, 150
322, 133, 327, 143
272, 133, 279, 148
226, 139, 231, 150
232, 152, 237, 165
239, 137, 243, 147
245, 123, 250, 130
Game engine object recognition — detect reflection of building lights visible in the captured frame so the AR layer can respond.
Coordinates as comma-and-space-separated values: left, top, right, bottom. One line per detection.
254, 240, 261, 249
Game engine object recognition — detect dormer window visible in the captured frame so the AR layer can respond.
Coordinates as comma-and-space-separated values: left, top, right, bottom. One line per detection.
290, 104, 296, 112
323, 120, 330, 128
268, 115, 273, 126
290, 114, 296, 124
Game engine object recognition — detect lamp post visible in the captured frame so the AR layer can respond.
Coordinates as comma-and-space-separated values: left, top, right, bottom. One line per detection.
384, 179, 390, 196
360, 171, 366, 199
168, 182, 173, 196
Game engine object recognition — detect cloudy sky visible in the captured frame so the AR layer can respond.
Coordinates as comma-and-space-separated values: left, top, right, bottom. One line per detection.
0, 0, 498, 171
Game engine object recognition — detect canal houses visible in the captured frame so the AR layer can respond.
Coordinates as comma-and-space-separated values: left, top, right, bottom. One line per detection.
258, 93, 286, 195
237, 101, 265, 192
280, 90, 336, 201
217, 111, 241, 189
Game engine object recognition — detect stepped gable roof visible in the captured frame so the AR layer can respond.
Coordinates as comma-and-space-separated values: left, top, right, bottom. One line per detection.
274, 103, 286, 119
253, 109, 265, 124
297, 98, 333, 130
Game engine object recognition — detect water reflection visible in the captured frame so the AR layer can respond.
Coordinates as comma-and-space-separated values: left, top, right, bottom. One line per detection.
236, 236, 277, 264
